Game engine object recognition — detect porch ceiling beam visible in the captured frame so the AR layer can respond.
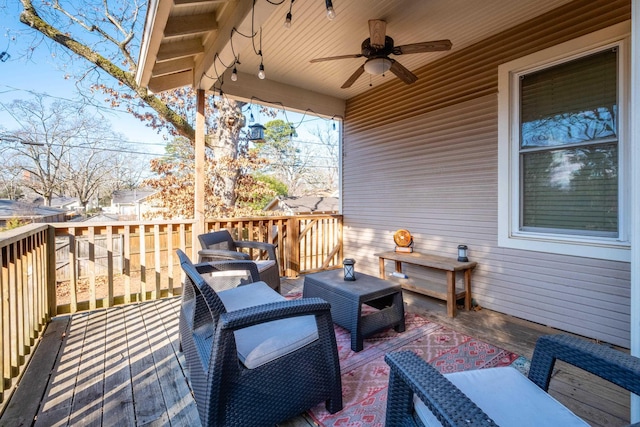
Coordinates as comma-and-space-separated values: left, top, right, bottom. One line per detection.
163, 13, 218, 39
151, 57, 194, 77
148, 70, 193, 93
220, 71, 346, 118
156, 39, 204, 62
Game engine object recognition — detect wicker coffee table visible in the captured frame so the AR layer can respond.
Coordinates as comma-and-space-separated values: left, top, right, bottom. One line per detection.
303, 269, 405, 352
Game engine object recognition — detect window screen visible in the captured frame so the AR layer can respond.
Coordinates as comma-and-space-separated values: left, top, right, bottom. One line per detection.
519, 49, 618, 236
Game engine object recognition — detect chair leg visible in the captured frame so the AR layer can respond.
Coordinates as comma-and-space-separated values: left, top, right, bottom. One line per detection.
261, 265, 281, 293
326, 395, 343, 414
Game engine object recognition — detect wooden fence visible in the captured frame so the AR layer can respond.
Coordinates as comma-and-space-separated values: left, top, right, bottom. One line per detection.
0, 214, 342, 406
51, 221, 195, 314
55, 234, 124, 280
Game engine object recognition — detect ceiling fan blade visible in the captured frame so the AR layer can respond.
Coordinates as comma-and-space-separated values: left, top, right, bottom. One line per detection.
389, 59, 418, 84
368, 19, 387, 49
394, 40, 452, 55
310, 54, 363, 63
341, 64, 366, 89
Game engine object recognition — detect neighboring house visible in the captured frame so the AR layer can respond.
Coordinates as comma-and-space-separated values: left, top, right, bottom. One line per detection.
107, 189, 157, 221
52, 196, 99, 212
82, 213, 120, 222
30, 196, 94, 211
0, 199, 67, 228
137, 0, 636, 349
50, 196, 82, 211
264, 196, 339, 215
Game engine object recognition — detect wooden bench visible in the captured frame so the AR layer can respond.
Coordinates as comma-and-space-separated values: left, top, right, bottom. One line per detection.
375, 251, 477, 317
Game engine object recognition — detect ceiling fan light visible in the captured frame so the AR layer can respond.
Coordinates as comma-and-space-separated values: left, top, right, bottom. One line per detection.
364, 58, 392, 75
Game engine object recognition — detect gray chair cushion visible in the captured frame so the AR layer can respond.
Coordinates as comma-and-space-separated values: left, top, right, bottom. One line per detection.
217, 281, 319, 369
254, 259, 276, 273
414, 367, 588, 427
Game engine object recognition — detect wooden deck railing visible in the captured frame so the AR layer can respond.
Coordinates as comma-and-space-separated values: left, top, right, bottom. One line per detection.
204, 214, 343, 277
0, 214, 341, 404
0, 224, 52, 404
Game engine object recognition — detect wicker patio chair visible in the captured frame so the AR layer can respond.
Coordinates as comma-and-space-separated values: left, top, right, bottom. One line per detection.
385, 334, 640, 427
198, 229, 281, 293
177, 249, 343, 427
178, 256, 260, 358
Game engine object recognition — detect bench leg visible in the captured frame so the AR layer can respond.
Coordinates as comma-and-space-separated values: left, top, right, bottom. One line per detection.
446, 271, 456, 317
464, 268, 472, 311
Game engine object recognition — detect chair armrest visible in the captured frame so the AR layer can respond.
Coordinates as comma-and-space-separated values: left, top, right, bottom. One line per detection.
198, 248, 250, 261
220, 298, 332, 331
193, 260, 260, 283
384, 351, 496, 427
234, 241, 278, 260
528, 334, 640, 396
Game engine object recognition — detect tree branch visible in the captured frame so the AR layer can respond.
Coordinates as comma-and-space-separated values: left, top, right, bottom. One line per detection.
19, 0, 195, 141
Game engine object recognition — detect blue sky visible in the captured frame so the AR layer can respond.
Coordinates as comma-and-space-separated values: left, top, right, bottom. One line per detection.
0, 3, 169, 157
0, 3, 336, 164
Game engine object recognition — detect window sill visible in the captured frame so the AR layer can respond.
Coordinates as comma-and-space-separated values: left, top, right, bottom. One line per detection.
498, 233, 630, 262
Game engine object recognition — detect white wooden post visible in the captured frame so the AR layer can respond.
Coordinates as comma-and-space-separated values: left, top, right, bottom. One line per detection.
631, 0, 640, 422
193, 89, 206, 260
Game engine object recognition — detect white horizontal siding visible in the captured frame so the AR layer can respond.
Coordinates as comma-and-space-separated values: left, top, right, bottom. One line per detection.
342, 93, 632, 347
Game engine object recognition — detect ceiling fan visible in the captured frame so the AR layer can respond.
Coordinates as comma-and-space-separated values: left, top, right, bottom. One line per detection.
310, 19, 452, 89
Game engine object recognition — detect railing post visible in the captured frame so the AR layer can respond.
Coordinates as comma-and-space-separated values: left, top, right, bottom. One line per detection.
285, 217, 300, 278
46, 226, 56, 318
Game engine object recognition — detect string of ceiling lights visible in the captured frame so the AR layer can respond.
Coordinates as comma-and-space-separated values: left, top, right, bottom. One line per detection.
242, 95, 342, 142
210, 0, 337, 88
244, 96, 341, 130
204, 1, 341, 141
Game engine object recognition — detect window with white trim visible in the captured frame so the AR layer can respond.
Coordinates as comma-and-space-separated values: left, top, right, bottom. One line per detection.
498, 23, 630, 262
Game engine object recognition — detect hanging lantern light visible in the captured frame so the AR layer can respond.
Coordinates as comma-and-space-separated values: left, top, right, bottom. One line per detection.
343, 258, 356, 281
248, 123, 266, 142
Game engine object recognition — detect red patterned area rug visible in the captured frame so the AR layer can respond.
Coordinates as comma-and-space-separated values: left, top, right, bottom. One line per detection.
307, 312, 521, 427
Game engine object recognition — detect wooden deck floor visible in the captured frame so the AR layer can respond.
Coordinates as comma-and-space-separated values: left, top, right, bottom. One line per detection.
0, 277, 631, 427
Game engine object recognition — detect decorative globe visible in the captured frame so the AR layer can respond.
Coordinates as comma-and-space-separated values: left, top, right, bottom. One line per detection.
393, 229, 413, 247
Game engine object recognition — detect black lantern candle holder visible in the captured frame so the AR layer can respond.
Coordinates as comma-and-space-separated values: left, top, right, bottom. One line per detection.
343, 258, 356, 281
457, 245, 469, 262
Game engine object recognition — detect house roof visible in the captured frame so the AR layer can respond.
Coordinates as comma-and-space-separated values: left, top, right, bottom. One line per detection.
265, 196, 339, 214
49, 196, 79, 208
111, 189, 156, 205
0, 199, 67, 220
83, 213, 121, 222
135, 0, 572, 116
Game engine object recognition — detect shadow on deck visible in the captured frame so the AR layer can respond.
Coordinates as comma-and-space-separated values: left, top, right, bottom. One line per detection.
0, 278, 631, 427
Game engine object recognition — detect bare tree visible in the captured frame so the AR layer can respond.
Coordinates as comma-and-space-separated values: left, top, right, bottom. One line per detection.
0, 153, 24, 200
18, 0, 194, 139
17, 0, 248, 209
307, 122, 340, 194
2, 95, 142, 208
